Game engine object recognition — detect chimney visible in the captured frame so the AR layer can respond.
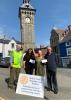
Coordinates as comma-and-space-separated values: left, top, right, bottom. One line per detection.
68, 25, 71, 31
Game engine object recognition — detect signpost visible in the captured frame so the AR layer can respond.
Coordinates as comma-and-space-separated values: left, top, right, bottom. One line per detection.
16, 74, 44, 98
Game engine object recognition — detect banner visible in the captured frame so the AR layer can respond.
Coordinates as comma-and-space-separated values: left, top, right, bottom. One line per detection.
16, 74, 44, 98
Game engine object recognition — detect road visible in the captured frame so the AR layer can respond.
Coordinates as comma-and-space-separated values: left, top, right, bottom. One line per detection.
0, 68, 71, 100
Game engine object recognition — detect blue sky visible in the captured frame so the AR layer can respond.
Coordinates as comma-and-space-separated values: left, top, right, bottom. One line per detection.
0, 0, 71, 47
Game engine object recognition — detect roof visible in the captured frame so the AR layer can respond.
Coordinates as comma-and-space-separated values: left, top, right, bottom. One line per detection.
0, 38, 22, 44
60, 32, 71, 43
0, 39, 10, 44
15, 40, 22, 44
34, 46, 48, 50
54, 29, 65, 35
20, 3, 35, 11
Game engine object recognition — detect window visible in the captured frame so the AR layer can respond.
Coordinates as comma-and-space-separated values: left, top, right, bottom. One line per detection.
11, 43, 14, 48
70, 40, 71, 44
67, 48, 71, 55
68, 56, 71, 62
66, 41, 70, 46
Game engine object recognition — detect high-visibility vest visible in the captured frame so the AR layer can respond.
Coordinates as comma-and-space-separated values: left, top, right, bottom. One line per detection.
11, 50, 23, 68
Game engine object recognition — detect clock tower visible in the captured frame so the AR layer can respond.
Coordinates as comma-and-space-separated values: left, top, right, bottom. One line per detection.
19, 0, 36, 50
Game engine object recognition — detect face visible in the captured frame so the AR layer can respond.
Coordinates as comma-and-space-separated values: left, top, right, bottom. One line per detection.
16, 45, 21, 51
38, 50, 42, 57
47, 47, 52, 54
28, 48, 33, 54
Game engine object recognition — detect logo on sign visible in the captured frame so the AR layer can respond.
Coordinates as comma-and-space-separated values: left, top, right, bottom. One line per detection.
19, 75, 29, 85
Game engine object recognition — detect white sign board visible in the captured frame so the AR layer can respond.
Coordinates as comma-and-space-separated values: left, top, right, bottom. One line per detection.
16, 74, 44, 98
41, 59, 48, 63
29, 59, 35, 64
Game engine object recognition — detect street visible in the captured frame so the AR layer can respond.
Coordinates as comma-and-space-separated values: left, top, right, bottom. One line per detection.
0, 68, 71, 100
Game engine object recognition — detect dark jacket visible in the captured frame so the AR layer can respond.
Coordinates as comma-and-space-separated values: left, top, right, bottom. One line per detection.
44, 53, 57, 72
23, 52, 35, 69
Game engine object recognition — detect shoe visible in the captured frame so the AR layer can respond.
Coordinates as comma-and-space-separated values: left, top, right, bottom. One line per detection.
54, 90, 58, 94
5, 78, 10, 84
45, 87, 52, 91
8, 85, 15, 89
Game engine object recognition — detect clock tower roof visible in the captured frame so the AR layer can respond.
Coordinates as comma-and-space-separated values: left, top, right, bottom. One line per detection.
20, 0, 35, 11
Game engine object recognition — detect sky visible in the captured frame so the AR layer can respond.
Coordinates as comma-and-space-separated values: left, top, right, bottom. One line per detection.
0, 0, 71, 47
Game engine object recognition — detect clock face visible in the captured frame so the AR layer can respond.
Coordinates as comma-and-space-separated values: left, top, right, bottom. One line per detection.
25, 17, 30, 23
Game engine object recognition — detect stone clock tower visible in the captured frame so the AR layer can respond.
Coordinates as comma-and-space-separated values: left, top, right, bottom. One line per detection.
19, 0, 36, 50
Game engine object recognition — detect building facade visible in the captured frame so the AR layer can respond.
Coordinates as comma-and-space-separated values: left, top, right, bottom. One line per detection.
59, 30, 71, 67
50, 27, 65, 54
0, 37, 21, 57
50, 25, 71, 67
19, 0, 36, 50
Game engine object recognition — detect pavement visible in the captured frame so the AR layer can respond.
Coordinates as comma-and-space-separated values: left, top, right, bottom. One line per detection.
0, 68, 71, 100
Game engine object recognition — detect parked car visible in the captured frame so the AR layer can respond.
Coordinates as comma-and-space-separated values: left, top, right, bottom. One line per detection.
0, 57, 10, 68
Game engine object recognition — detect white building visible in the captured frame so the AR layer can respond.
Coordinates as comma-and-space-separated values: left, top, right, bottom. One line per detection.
0, 37, 22, 57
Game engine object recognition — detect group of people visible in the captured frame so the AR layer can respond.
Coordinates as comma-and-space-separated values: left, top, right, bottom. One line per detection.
6, 44, 58, 94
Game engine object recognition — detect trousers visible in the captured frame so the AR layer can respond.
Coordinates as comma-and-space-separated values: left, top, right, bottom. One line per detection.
46, 69, 58, 93
8, 67, 20, 87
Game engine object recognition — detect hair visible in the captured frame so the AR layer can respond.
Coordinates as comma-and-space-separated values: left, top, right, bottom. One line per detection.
26, 48, 34, 55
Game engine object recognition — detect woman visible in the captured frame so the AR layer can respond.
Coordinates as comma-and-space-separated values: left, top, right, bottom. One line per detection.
23, 48, 35, 75
35, 50, 45, 76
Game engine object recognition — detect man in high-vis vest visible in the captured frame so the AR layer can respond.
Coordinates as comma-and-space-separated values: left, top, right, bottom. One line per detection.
8, 44, 23, 89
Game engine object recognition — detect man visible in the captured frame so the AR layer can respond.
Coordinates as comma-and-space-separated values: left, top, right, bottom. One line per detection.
8, 44, 23, 89
44, 47, 58, 94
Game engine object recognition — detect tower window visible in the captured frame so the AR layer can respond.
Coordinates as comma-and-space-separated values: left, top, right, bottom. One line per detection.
22, 11, 23, 13
25, 11, 26, 14
30, 12, 31, 15
27, 12, 29, 14
32, 12, 34, 15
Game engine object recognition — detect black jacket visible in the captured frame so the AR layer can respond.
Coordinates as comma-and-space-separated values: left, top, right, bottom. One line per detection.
44, 53, 57, 72
23, 53, 35, 68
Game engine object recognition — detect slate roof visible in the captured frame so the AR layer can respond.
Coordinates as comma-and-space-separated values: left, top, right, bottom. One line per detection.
60, 32, 71, 43
0, 38, 22, 44
53, 29, 65, 35
0, 39, 10, 44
